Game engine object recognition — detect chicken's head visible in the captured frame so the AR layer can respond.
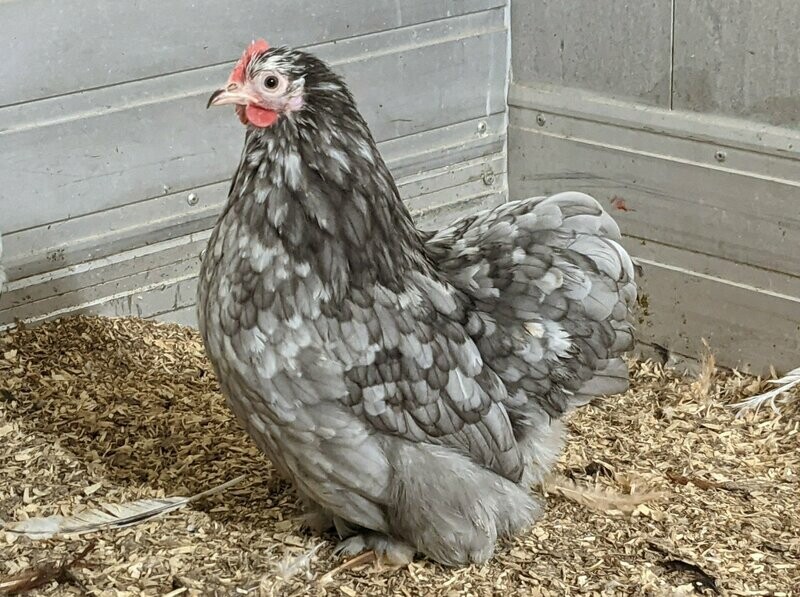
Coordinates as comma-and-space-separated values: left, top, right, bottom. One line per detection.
207, 39, 306, 128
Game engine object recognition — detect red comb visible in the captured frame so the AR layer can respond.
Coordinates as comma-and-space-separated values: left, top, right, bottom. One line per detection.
229, 38, 270, 84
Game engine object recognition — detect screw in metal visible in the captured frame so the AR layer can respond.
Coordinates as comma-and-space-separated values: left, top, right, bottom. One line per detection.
187, 192, 199, 205
536, 114, 546, 126
714, 150, 727, 163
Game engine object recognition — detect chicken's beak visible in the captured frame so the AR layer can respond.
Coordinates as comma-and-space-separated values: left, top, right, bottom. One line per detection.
207, 84, 252, 109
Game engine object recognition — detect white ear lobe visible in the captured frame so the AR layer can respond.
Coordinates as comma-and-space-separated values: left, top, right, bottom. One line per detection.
288, 77, 306, 96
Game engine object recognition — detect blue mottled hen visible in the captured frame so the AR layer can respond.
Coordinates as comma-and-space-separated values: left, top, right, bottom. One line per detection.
199, 40, 637, 567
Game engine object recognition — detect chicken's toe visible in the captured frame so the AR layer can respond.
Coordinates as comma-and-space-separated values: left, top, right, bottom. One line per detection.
334, 533, 415, 566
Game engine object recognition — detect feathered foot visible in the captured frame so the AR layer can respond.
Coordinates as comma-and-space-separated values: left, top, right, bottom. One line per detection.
333, 533, 415, 566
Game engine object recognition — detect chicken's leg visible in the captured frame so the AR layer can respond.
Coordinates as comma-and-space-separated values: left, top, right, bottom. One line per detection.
333, 532, 415, 566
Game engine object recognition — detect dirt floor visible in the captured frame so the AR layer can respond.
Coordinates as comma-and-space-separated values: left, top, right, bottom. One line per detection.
0, 316, 798, 596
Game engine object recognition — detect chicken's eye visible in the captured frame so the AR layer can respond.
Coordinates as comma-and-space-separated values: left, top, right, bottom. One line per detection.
264, 75, 280, 90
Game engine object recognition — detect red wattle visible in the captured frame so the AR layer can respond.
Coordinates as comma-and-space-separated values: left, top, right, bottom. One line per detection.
245, 105, 279, 128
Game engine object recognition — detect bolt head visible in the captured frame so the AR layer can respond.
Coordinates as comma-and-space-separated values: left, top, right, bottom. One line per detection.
482, 172, 495, 186
477, 121, 487, 134
714, 150, 727, 162
187, 192, 199, 205
536, 114, 546, 126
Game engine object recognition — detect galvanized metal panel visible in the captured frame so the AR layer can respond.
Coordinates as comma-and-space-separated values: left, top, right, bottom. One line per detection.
509, 84, 800, 286
78, 277, 199, 322
673, 0, 800, 127
632, 250, 800, 376
3, 255, 202, 324
632, 239, 800, 314
152, 305, 200, 328
509, 120, 800, 281
0, 10, 506, 235
0, 235, 209, 318
510, 0, 672, 106
509, 82, 800, 161
0, 0, 504, 106
508, 82, 800, 372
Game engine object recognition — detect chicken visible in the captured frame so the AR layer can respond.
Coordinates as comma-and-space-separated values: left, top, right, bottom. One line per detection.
199, 40, 637, 567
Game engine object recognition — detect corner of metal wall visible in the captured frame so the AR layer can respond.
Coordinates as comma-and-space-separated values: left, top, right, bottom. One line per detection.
502, 0, 512, 204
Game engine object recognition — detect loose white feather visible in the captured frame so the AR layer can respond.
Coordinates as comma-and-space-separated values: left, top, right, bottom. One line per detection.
731, 366, 800, 417
4, 475, 246, 539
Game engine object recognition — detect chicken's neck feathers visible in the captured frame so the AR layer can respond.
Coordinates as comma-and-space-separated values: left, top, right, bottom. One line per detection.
227, 112, 430, 299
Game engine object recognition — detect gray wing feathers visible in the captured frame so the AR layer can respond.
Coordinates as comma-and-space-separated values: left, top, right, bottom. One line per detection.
428, 191, 637, 420
332, 284, 525, 482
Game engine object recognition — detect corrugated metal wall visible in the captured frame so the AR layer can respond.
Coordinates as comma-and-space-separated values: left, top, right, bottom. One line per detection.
0, 0, 508, 328
508, 0, 800, 374
4, 1, 797, 374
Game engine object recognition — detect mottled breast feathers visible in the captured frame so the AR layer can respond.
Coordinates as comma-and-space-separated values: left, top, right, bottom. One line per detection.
325, 274, 526, 482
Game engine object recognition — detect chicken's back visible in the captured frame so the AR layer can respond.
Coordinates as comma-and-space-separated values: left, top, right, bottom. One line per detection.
426, 192, 637, 481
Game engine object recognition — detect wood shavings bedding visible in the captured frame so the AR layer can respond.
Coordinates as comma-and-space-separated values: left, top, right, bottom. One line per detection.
1, 316, 798, 596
